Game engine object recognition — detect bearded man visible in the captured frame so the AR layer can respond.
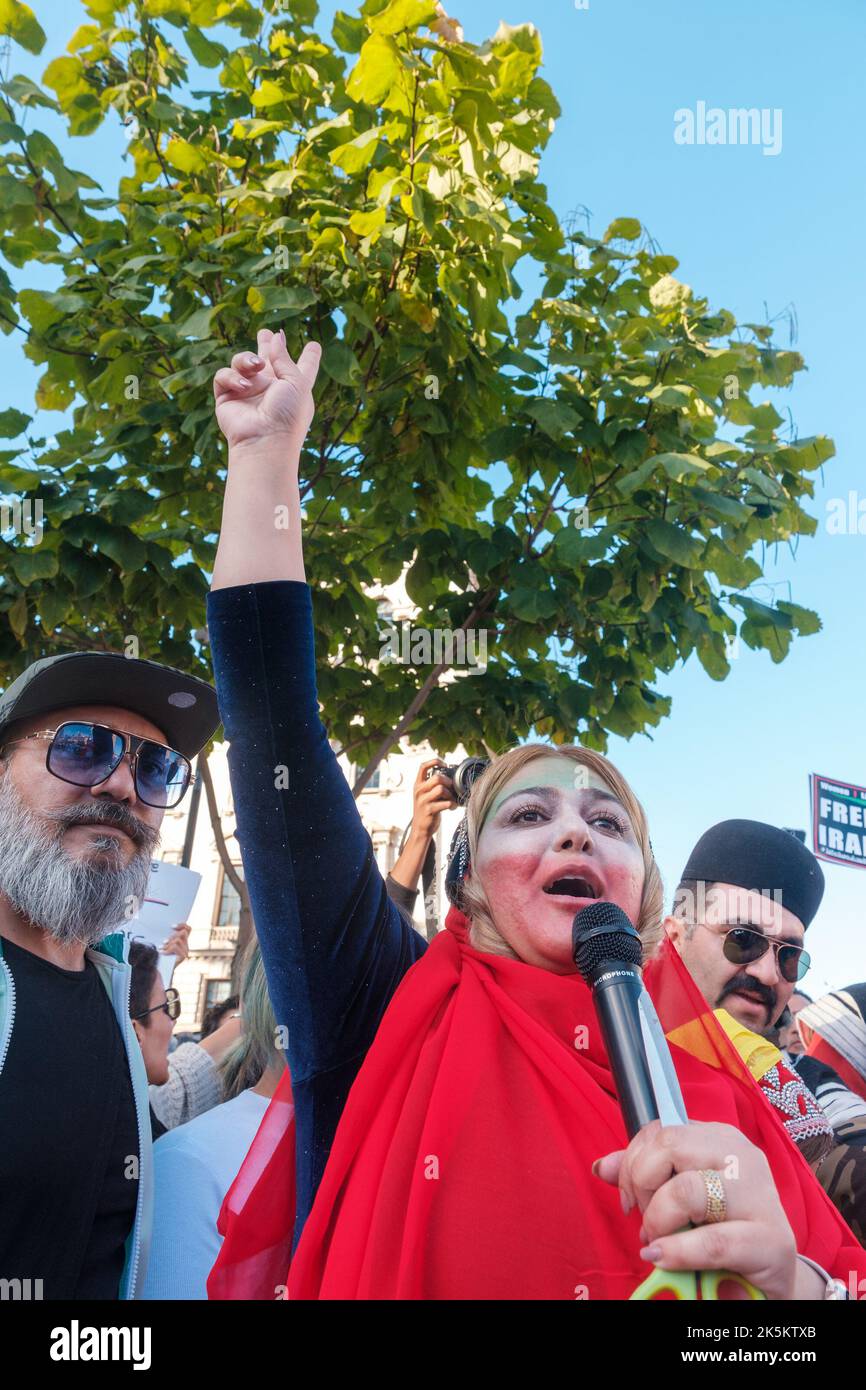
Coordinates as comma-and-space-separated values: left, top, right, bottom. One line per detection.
0, 652, 218, 1299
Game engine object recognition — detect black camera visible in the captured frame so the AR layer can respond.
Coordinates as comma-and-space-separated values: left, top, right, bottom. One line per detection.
425, 757, 489, 805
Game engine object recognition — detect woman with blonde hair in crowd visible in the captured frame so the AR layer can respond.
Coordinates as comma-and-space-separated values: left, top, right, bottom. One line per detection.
141, 941, 286, 1299
203, 327, 865, 1301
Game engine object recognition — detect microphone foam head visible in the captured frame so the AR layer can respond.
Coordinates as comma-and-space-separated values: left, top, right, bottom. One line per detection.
572, 901, 642, 982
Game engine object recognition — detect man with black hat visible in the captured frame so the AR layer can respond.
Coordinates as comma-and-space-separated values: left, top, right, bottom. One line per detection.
0, 651, 219, 1300
665, 819, 834, 1163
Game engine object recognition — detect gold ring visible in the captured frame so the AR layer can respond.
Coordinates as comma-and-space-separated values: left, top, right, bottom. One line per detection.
699, 1169, 727, 1224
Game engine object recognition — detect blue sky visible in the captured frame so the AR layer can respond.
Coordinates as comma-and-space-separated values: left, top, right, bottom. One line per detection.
8, 0, 866, 993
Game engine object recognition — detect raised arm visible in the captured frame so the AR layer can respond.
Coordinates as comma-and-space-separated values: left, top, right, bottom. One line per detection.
208, 329, 426, 1095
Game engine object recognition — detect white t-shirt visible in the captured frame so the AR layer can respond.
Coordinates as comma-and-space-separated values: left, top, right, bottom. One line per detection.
141, 1088, 271, 1300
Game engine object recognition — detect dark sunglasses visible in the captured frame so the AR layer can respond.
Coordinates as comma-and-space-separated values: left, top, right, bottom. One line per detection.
4, 721, 192, 809
132, 987, 180, 1023
711, 924, 811, 983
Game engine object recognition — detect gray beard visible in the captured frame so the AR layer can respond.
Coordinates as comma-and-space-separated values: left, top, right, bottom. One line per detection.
0, 772, 160, 948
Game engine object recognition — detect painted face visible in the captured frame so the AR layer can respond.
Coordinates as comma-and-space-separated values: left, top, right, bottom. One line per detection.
471, 756, 646, 972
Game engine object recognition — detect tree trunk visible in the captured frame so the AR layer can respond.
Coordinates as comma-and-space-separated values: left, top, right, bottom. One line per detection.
351, 589, 498, 797
199, 751, 255, 993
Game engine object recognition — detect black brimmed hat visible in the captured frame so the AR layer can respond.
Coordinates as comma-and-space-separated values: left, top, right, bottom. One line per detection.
0, 651, 220, 758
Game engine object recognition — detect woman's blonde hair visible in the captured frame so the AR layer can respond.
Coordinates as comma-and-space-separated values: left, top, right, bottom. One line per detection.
460, 743, 664, 962
218, 939, 282, 1100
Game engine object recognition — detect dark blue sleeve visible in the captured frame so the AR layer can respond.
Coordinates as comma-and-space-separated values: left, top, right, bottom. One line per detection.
205, 580, 427, 1090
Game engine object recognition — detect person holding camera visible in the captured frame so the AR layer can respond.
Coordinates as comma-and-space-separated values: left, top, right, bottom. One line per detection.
384, 760, 458, 929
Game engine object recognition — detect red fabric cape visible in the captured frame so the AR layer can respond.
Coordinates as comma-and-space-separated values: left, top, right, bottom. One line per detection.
209, 909, 865, 1300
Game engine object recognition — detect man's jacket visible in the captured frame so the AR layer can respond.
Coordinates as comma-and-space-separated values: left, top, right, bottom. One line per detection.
0, 930, 152, 1299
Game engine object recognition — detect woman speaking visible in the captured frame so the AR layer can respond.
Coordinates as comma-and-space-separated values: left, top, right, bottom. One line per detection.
205, 327, 864, 1300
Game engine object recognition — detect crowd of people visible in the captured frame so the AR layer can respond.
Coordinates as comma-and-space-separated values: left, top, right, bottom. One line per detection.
1, 327, 865, 1301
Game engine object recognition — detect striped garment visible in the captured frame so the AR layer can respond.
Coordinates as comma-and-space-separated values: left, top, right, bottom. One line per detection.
815, 1114, 866, 1246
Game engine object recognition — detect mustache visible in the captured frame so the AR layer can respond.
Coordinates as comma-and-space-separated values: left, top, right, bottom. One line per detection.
45, 799, 159, 851
717, 971, 777, 1017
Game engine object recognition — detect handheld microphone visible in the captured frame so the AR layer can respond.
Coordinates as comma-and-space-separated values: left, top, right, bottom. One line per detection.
572, 901, 660, 1138
574, 902, 764, 1302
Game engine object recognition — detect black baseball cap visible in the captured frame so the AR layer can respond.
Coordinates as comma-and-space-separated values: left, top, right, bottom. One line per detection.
0, 652, 220, 759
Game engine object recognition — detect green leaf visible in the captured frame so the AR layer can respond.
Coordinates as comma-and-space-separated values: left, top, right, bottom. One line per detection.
97, 529, 148, 572
18, 288, 87, 333
689, 485, 752, 523
321, 340, 361, 385
165, 138, 209, 175
0, 407, 31, 437
12, 547, 58, 584
101, 489, 155, 526
509, 584, 558, 621
333, 8, 366, 51
603, 217, 641, 242
246, 285, 318, 316
775, 600, 821, 636
59, 546, 104, 599
347, 33, 402, 104
368, 0, 438, 35
251, 80, 288, 109
349, 206, 387, 237
7, 593, 27, 637
696, 635, 730, 682
330, 127, 381, 173
175, 305, 215, 338
553, 526, 612, 565
734, 595, 791, 627
37, 585, 70, 631
42, 55, 86, 104
776, 436, 835, 472
143, 0, 192, 15
643, 519, 703, 568
702, 537, 761, 588
523, 397, 580, 440
648, 451, 710, 480
647, 384, 693, 408
0, 0, 46, 53
185, 25, 226, 67
583, 565, 612, 599
618, 451, 709, 496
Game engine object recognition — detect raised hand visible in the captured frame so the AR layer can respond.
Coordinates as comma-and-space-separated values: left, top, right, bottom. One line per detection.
213, 327, 322, 455
413, 760, 459, 839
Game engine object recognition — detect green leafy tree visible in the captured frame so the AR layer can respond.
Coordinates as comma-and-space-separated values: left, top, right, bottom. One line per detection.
0, 0, 831, 806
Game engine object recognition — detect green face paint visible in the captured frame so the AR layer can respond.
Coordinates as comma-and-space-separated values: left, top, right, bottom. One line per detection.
482, 756, 608, 830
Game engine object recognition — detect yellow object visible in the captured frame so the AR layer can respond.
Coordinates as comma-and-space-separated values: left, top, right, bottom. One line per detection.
712, 1009, 781, 1080
630, 1266, 765, 1301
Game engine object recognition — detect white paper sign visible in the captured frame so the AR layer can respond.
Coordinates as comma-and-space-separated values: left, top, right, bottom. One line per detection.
125, 859, 202, 984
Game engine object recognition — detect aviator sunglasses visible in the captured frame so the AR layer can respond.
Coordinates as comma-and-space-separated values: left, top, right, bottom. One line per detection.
702, 922, 811, 983
3, 721, 192, 809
